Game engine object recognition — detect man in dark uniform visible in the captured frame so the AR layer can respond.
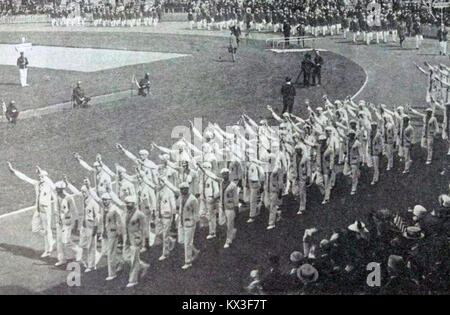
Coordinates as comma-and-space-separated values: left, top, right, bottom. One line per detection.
283, 19, 291, 47
137, 73, 151, 97
281, 77, 296, 114
72, 81, 91, 108
300, 53, 313, 87
4, 100, 19, 124
312, 49, 323, 86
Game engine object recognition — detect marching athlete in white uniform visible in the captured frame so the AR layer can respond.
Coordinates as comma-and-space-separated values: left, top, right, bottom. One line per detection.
8, 163, 56, 257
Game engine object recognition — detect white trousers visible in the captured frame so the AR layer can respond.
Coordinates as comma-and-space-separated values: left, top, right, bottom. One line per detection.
440, 41, 447, 55
31, 206, 54, 253
19, 68, 28, 86
225, 209, 236, 245
56, 223, 76, 262
180, 224, 198, 264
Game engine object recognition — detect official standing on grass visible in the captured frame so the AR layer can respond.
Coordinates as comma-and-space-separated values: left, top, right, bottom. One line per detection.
281, 77, 296, 114
229, 27, 238, 62
437, 24, 448, 56
17, 52, 29, 87
283, 19, 291, 47
312, 49, 323, 86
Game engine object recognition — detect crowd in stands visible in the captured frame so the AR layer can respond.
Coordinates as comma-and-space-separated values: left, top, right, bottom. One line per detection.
185, 0, 449, 41
246, 191, 449, 294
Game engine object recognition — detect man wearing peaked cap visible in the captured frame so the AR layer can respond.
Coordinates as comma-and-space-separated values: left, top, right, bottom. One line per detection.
122, 192, 149, 288
292, 143, 310, 215
77, 178, 101, 273
74, 153, 113, 198
54, 179, 80, 266
281, 76, 296, 114
197, 161, 220, 240
246, 155, 265, 223
174, 181, 200, 270
8, 162, 57, 258
88, 190, 125, 281
265, 154, 284, 230
199, 163, 239, 248
369, 121, 383, 185
156, 168, 177, 261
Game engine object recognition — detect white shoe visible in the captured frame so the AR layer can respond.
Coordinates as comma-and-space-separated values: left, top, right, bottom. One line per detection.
350, 191, 356, 195
158, 255, 168, 261
267, 225, 275, 230
247, 218, 255, 223
370, 181, 376, 185
105, 275, 117, 281
181, 263, 192, 270
40, 251, 50, 258
54, 260, 66, 266
126, 282, 138, 288
84, 268, 92, 273
224, 243, 230, 249
206, 234, 216, 240
425, 161, 431, 165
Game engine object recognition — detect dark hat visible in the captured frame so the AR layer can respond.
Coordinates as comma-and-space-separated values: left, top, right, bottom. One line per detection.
285, 76, 291, 82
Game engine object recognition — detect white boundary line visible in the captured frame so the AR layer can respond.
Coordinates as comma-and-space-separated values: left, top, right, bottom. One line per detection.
0, 44, 370, 222
350, 60, 369, 101
0, 206, 35, 220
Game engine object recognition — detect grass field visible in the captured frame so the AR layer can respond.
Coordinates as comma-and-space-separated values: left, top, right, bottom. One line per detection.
0, 24, 448, 295
0, 32, 364, 214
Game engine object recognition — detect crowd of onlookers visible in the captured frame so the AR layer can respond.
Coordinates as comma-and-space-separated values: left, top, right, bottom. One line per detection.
245, 186, 450, 294
184, 0, 449, 35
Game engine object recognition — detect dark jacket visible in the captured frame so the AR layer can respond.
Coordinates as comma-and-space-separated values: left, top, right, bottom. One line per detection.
281, 82, 296, 104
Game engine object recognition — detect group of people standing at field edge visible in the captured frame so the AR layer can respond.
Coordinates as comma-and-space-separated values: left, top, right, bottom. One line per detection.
49, 1, 163, 28
187, 0, 448, 51
6, 74, 450, 288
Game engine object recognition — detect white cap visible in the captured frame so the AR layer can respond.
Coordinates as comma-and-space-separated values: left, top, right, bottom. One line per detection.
124, 195, 137, 203
55, 181, 66, 189
249, 270, 259, 278
179, 182, 189, 189
438, 195, 450, 207
139, 149, 149, 156
39, 170, 48, 177
101, 193, 111, 200
290, 251, 304, 263
159, 154, 170, 161
202, 161, 212, 168
318, 134, 327, 141
348, 220, 369, 233
413, 205, 427, 217
220, 168, 230, 174
116, 165, 126, 173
